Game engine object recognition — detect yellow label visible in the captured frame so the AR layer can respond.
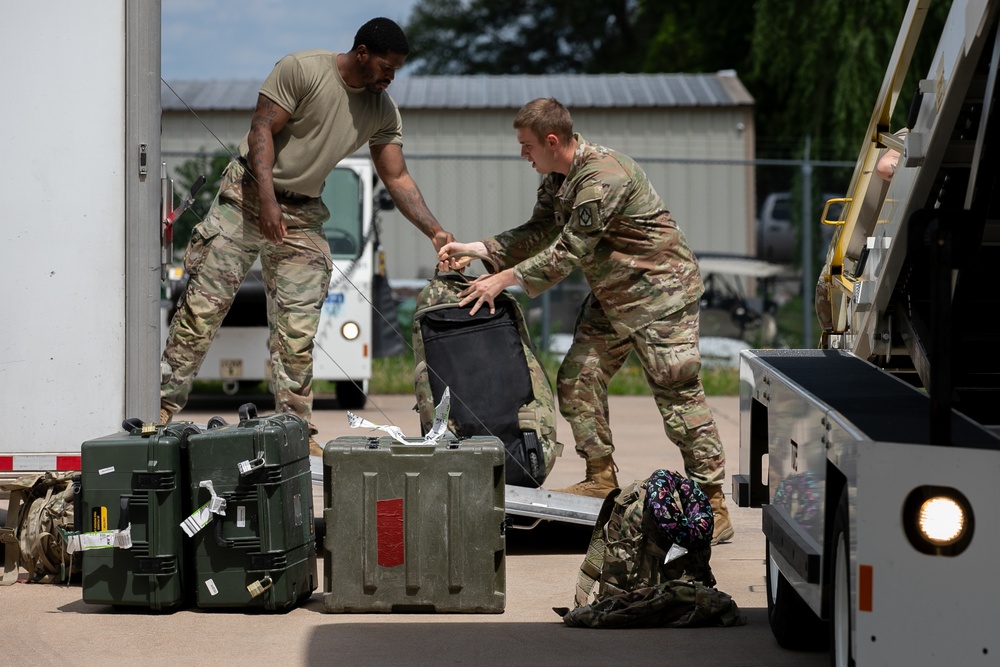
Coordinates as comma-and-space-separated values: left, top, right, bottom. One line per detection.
92, 506, 107, 532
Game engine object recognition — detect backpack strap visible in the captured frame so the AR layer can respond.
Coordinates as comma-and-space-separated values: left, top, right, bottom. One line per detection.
23, 489, 50, 582
1, 486, 26, 586
573, 486, 623, 608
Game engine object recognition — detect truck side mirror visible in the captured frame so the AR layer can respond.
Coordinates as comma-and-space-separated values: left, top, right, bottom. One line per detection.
377, 189, 395, 211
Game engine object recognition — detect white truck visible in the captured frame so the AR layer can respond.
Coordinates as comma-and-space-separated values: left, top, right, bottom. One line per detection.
161, 156, 390, 410
735, 0, 1000, 664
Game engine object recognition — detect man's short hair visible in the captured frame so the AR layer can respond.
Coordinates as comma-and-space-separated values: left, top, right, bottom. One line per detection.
513, 98, 574, 144
353, 17, 410, 56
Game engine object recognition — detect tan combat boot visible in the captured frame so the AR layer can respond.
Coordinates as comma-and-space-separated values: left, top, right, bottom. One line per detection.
309, 435, 324, 458
159, 407, 174, 424
703, 483, 735, 545
553, 454, 619, 498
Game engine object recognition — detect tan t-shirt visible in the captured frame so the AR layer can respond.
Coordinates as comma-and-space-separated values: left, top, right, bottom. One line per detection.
238, 49, 403, 198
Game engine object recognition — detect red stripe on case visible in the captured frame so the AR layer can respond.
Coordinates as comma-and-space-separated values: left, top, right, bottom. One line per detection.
377, 498, 404, 567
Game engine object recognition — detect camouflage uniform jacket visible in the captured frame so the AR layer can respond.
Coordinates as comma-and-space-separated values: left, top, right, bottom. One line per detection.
483, 134, 703, 336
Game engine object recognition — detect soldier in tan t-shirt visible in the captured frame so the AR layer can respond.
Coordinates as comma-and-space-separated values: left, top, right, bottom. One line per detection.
160, 18, 454, 454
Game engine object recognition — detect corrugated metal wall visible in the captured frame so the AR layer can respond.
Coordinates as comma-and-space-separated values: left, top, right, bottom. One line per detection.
160, 104, 754, 282
381, 106, 755, 280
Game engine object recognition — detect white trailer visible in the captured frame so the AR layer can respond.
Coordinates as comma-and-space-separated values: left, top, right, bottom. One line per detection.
735, 0, 1000, 664
0, 2, 604, 531
0, 2, 161, 479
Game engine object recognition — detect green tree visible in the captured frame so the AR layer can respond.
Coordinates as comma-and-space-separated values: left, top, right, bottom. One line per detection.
748, 0, 951, 262
405, 0, 946, 160
405, 0, 659, 74
641, 2, 753, 74
169, 149, 233, 252
748, 0, 948, 162
405, 1, 751, 75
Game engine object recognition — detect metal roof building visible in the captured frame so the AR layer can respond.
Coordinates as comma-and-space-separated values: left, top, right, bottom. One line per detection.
161, 72, 755, 283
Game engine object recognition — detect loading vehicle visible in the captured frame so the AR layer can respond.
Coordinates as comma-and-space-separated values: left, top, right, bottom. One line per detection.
735, 1, 1000, 663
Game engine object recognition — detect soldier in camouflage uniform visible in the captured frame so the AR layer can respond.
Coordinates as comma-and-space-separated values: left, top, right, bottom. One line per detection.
160, 18, 454, 456
438, 98, 734, 544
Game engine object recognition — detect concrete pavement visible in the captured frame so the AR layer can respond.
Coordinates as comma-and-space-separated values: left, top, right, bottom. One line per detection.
0, 394, 828, 666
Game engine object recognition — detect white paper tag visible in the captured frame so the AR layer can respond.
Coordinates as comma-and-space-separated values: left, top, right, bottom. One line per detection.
181, 502, 214, 537
98, 466, 115, 476
113, 523, 133, 549
66, 529, 124, 553
205, 579, 219, 596
347, 412, 410, 445
236, 506, 246, 528
424, 387, 451, 445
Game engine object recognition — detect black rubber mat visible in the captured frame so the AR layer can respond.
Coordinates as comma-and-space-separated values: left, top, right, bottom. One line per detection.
753, 349, 1000, 449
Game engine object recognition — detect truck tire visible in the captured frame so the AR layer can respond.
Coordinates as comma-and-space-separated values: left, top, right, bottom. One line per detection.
766, 540, 828, 651
335, 380, 367, 410
831, 489, 855, 667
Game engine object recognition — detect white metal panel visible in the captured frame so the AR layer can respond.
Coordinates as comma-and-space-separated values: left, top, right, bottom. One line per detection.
0, 2, 127, 452
856, 440, 999, 664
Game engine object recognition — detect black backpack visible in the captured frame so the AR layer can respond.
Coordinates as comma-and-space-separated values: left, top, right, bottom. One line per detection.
411, 254, 561, 487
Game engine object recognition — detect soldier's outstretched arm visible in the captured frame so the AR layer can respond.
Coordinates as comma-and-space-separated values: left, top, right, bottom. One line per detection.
371, 143, 454, 252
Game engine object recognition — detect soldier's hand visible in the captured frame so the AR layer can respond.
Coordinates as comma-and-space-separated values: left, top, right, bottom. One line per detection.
432, 230, 456, 253
437, 241, 487, 273
259, 199, 287, 243
457, 268, 517, 316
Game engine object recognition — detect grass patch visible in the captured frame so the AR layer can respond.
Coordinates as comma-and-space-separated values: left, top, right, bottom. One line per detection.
367, 350, 739, 397
775, 292, 807, 349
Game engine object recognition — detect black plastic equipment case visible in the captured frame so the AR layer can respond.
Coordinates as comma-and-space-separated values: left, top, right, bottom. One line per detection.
186, 404, 316, 611
79, 420, 199, 611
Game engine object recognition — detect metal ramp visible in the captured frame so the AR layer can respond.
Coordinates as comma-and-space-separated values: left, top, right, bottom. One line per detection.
310, 458, 602, 528
503, 485, 603, 527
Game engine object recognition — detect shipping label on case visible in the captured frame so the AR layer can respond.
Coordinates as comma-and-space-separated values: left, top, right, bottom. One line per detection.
92, 506, 107, 531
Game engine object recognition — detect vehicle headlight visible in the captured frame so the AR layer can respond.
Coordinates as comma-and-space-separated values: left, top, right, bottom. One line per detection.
341, 321, 360, 340
903, 486, 974, 556
918, 497, 965, 545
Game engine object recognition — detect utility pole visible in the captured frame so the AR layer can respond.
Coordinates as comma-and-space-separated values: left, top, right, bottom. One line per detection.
801, 136, 814, 347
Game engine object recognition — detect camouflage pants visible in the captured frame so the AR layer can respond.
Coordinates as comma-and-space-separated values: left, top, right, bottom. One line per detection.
160, 158, 332, 432
557, 296, 726, 486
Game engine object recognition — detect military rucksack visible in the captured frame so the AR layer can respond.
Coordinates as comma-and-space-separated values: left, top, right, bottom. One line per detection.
557, 469, 745, 629
1, 471, 79, 585
412, 252, 561, 487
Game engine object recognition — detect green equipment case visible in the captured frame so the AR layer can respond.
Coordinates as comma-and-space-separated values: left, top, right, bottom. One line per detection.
323, 435, 506, 613
79, 420, 200, 611
186, 404, 316, 611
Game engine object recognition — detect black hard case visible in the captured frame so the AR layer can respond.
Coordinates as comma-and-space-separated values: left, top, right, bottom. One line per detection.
186, 405, 317, 610
80, 421, 199, 611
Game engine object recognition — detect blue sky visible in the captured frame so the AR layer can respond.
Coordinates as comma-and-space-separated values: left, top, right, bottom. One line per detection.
162, 1, 422, 81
